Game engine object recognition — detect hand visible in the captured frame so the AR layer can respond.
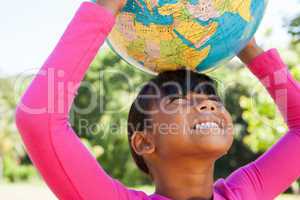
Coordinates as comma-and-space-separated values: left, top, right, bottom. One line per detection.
96, 0, 126, 16
237, 38, 264, 65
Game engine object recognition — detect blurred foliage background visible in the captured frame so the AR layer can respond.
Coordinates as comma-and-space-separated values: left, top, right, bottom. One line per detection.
0, 8, 300, 196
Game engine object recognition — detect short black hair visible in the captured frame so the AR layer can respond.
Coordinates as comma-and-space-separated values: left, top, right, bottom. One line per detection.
127, 69, 219, 174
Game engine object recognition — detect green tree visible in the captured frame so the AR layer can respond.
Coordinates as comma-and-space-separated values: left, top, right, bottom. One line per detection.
71, 50, 152, 186
289, 15, 300, 43
0, 77, 37, 182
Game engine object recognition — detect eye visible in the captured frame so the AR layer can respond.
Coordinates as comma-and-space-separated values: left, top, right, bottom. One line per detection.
208, 95, 222, 103
168, 95, 187, 104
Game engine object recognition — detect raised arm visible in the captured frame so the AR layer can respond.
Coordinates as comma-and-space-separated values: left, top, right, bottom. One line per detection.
223, 41, 300, 199
15, 2, 144, 200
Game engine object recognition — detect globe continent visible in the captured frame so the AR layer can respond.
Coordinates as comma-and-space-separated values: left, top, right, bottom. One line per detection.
106, 0, 267, 74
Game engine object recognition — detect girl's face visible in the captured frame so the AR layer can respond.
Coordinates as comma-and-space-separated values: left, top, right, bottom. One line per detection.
149, 92, 234, 160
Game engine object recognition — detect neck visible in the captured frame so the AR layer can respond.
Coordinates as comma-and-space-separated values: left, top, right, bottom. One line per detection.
151, 158, 215, 200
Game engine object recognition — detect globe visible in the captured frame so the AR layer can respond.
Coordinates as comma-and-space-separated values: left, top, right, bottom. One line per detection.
102, 0, 267, 74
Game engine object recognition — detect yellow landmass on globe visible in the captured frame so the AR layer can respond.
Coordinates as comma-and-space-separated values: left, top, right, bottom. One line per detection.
154, 37, 211, 72
175, 20, 218, 47
212, 0, 252, 22
127, 38, 146, 62
157, 3, 183, 18
183, 46, 211, 68
109, 1, 221, 72
135, 23, 175, 42
135, 34, 212, 72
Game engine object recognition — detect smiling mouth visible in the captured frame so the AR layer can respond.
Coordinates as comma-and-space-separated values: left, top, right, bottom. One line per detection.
193, 122, 220, 130
190, 120, 225, 136
191, 117, 225, 131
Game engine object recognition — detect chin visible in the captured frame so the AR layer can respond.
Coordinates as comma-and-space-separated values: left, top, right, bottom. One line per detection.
190, 128, 234, 157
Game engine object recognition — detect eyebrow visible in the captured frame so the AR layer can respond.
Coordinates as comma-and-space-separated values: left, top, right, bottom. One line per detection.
166, 94, 222, 104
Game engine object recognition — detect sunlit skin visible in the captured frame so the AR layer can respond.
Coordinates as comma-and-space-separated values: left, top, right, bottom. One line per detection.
97, 1, 264, 199
131, 93, 234, 200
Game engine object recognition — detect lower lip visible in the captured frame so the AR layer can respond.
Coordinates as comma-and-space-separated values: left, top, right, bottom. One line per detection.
191, 127, 224, 135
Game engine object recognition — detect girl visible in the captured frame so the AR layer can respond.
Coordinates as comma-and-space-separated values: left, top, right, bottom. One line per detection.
15, 1, 300, 199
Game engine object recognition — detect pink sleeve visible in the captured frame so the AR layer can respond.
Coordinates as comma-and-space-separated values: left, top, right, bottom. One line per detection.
15, 2, 146, 200
225, 49, 300, 199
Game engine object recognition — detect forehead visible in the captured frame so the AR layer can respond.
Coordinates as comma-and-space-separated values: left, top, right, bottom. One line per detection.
159, 80, 217, 95
145, 84, 219, 102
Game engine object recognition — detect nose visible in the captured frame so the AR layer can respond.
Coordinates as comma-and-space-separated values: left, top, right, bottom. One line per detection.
196, 100, 217, 113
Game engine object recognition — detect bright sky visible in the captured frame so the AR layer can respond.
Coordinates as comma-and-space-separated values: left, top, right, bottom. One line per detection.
0, 0, 300, 75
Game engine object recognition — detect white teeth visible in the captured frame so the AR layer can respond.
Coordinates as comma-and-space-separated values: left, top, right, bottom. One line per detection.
195, 122, 220, 130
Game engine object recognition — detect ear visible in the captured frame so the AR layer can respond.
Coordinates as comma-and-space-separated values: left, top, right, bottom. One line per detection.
131, 131, 155, 156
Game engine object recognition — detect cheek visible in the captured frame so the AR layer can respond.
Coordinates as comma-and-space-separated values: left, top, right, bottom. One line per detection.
224, 112, 234, 138
151, 112, 192, 156
224, 109, 233, 124
152, 108, 189, 135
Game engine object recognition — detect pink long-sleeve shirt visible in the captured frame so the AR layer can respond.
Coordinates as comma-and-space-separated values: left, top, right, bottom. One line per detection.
15, 2, 300, 200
